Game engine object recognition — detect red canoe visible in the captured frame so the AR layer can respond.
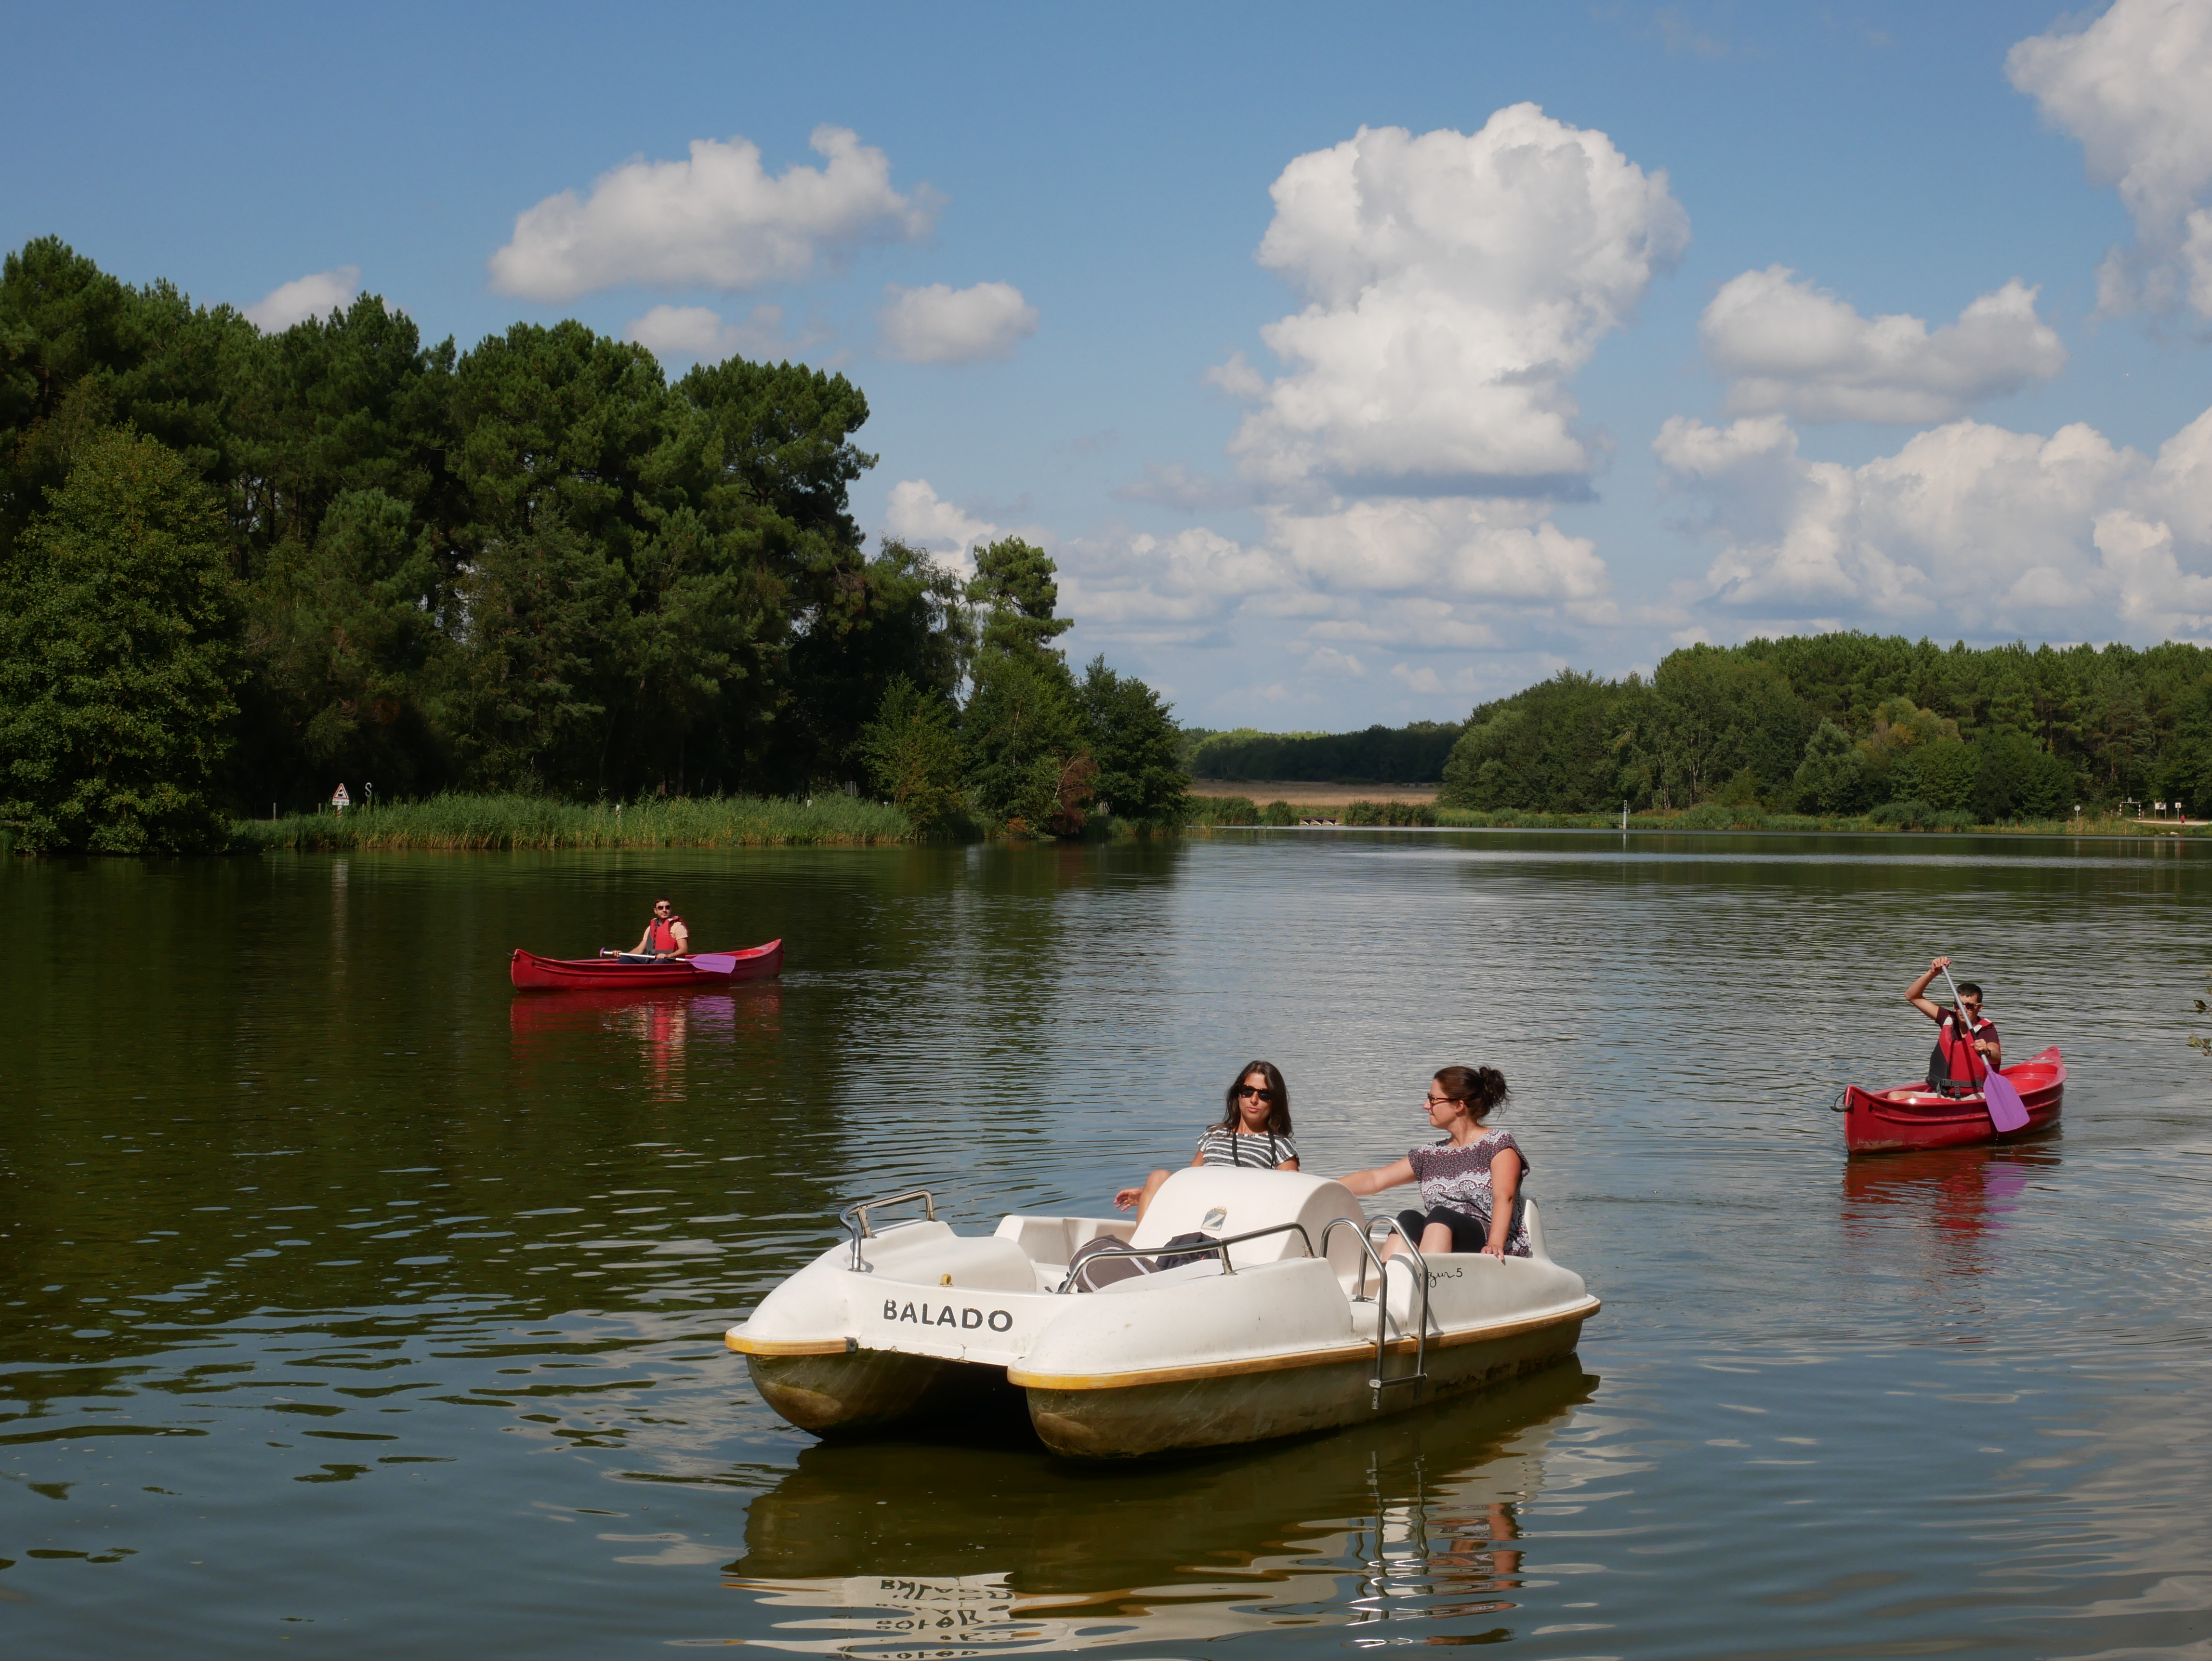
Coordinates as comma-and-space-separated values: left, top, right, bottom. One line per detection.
510, 939, 783, 992
1842, 1046, 2064, 1153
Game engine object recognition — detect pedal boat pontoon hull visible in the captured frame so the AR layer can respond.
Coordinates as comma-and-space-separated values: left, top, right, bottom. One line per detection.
726, 1169, 1600, 1460
1842, 1046, 2064, 1153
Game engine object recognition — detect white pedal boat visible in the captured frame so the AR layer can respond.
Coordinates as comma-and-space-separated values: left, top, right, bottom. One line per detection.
725, 1166, 1601, 1459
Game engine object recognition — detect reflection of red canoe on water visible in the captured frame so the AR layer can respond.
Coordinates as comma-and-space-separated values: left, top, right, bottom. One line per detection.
509, 939, 783, 991
1842, 1047, 2064, 1154
509, 980, 782, 1029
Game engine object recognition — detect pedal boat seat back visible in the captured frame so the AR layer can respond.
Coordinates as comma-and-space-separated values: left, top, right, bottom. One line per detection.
993, 1167, 1369, 1287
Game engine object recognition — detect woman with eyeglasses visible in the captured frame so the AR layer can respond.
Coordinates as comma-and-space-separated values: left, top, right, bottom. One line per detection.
1339, 1066, 1529, 1260
1113, 1060, 1298, 1221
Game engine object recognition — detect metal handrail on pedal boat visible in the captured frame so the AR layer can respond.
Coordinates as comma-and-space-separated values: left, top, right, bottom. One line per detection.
1321, 1215, 1431, 1409
1053, 1220, 1316, 1294
838, 1187, 938, 1272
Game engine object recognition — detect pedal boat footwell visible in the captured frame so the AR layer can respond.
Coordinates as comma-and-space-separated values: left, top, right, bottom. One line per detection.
726, 1169, 1600, 1459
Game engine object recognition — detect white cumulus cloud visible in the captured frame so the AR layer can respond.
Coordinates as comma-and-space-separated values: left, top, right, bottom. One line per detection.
879, 281, 1038, 363
1056, 525, 1299, 642
1656, 404, 2212, 640
489, 126, 938, 302
1222, 104, 1688, 495
1042, 496, 1615, 664
1260, 499, 1611, 604
1700, 267, 2067, 422
244, 265, 360, 331
882, 479, 1023, 579
2008, 0, 2212, 316
624, 303, 820, 364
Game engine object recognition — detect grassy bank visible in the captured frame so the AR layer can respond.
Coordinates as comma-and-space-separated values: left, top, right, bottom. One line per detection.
1185, 793, 2202, 838
233, 792, 915, 852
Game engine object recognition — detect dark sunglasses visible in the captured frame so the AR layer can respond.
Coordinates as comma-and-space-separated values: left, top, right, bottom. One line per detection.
1237, 1084, 1275, 1100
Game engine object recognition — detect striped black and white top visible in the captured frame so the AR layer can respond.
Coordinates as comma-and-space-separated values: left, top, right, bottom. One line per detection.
1195, 1125, 1300, 1169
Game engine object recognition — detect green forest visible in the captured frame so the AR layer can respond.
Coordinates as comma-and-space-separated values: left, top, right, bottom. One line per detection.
1438, 635, 2212, 822
1185, 722, 1462, 784
0, 237, 1185, 852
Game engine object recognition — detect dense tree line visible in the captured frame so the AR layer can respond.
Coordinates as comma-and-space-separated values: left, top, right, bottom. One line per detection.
1440, 636, 2212, 819
1186, 721, 1463, 784
858, 536, 1187, 836
0, 238, 1185, 849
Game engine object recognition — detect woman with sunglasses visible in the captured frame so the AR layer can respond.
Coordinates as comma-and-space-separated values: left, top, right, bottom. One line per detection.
1339, 1066, 1529, 1260
1113, 1060, 1298, 1221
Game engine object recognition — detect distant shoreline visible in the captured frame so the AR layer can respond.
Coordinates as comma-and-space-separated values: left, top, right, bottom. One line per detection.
1192, 778, 1439, 804
1185, 792, 2204, 839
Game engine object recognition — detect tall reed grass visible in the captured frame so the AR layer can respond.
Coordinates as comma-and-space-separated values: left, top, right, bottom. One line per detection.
232, 791, 914, 852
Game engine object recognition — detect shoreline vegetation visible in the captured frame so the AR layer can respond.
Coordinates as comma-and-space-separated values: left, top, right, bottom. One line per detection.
1185, 794, 2204, 838
173, 790, 2209, 857
230, 792, 915, 852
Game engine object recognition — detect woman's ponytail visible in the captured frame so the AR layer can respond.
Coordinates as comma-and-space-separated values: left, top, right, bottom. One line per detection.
1432, 1064, 1509, 1117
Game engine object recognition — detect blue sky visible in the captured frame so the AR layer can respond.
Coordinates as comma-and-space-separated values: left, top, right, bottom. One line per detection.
8, 1, 2211, 729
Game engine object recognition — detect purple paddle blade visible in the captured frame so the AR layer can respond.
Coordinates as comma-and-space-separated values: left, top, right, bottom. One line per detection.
1981, 1066, 2030, 1133
687, 953, 738, 974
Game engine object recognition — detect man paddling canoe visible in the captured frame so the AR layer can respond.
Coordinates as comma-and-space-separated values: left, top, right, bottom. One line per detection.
1906, 956, 2002, 1094
616, 899, 690, 962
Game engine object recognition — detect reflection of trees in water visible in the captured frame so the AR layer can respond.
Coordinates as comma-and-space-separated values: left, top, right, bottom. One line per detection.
807, 841, 1192, 1217
720, 1363, 1596, 1653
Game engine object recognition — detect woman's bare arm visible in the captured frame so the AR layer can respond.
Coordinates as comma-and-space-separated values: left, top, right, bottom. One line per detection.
1481, 1149, 1523, 1257
1340, 1157, 1415, 1198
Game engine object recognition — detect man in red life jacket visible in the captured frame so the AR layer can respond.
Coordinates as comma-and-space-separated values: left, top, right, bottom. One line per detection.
1906, 956, 2002, 1094
625, 899, 690, 961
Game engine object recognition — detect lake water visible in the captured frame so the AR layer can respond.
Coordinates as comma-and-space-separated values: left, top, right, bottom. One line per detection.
3, 830, 2209, 1659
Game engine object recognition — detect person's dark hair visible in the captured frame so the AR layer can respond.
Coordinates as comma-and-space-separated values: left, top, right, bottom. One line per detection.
1955, 981, 1983, 1000
1433, 1065, 1510, 1119
1219, 1059, 1292, 1136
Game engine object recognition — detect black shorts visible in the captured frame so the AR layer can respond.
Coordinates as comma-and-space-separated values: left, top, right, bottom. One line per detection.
1396, 1206, 1491, 1254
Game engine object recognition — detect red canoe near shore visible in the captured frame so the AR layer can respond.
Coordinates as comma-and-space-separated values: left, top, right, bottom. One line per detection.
1842, 1046, 2065, 1153
510, 939, 783, 992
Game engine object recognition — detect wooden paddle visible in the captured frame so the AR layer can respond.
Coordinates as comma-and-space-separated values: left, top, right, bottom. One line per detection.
1941, 963, 2028, 1132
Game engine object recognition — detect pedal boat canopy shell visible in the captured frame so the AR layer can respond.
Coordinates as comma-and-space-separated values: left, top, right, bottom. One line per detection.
509, 939, 782, 991
1842, 1046, 2064, 1154
724, 1166, 1600, 1460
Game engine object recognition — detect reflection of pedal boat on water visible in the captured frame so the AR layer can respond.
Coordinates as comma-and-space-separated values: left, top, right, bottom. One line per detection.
724, 1167, 1601, 1458
726, 1365, 1595, 1654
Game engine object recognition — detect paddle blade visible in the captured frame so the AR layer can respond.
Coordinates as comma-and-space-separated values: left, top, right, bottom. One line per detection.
1982, 1067, 2030, 1133
688, 953, 737, 974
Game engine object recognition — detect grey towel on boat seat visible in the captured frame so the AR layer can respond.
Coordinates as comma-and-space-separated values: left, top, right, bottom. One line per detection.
1067, 1231, 1219, 1291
